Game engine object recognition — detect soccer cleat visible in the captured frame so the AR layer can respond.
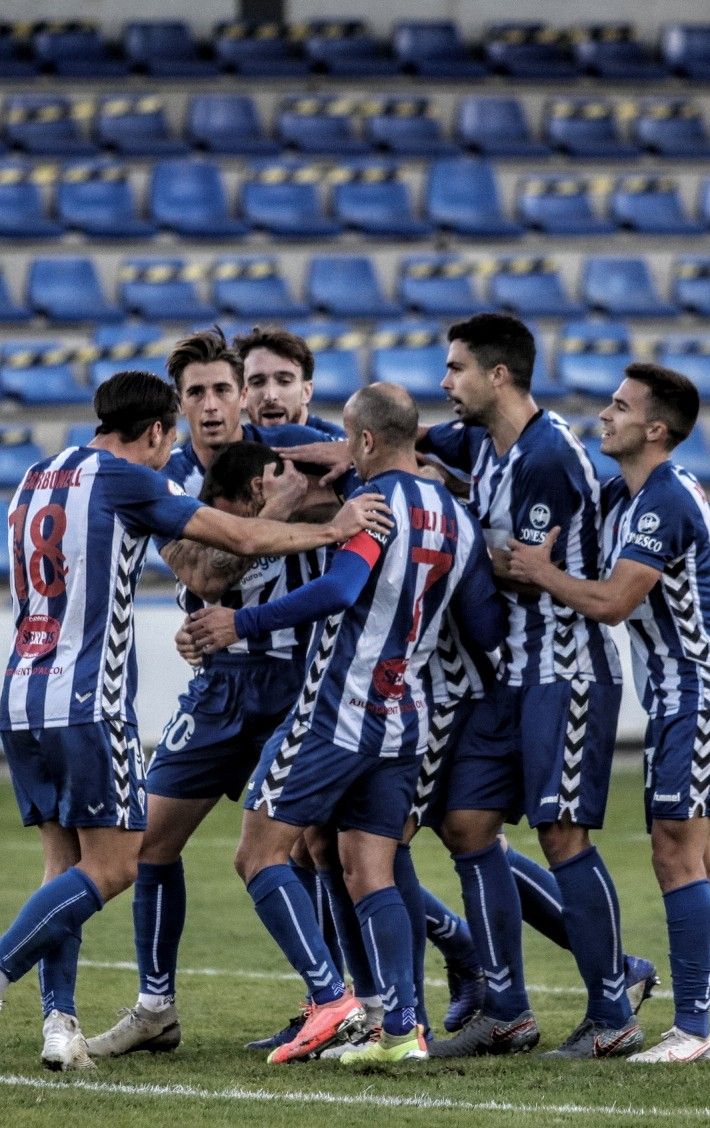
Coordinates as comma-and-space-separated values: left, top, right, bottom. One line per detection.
443, 961, 487, 1032
627, 1026, 710, 1063
86, 1003, 181, 1057
41, 1009, 96, 1071
624, 955, 660, 1015
542, 1015, 644, 1059
340, 1025, 429, 1065
267, 990, 365, 1064
318, 1001, 385, 1059
244, 1008, 307, 1051
429, 1009, 540, 1058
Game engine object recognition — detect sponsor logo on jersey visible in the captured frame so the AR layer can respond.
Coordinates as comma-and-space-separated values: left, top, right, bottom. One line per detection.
372, 656, 408, 700
637, 511, 661, 535
625, 531, 663, 553
529, 503, 551, 530
16, 614, 61, 659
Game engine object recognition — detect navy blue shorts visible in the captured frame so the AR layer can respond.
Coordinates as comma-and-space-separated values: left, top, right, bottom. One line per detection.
245, 712, 422, 840
644, 706, 710, 831
2, 719, 146, 830
147, 657, 303, 802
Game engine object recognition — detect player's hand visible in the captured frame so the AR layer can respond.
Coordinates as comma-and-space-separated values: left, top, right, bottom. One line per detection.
272, 440, 353, 487
174, 616, 203, 667
260, 460, 308, 521
507, 527, 561, 584
184, 606, 239, 655
333, 493, 392, 541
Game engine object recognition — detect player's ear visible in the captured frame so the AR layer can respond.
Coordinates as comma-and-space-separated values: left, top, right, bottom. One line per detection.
301, 378, 314, 407
251, 474, 265, 505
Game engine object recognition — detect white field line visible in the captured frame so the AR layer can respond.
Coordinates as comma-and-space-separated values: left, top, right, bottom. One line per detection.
77, 958, 674, 1000
0, 1074, 707, 1120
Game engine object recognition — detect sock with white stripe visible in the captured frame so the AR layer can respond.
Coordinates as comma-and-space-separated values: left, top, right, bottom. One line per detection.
421, 885, 482, 971
289, 858, 345, 980
354, 886, 416, 1037
248, 864, 345, 1005
664, 879, 710, 1037
454, 842, 529, 1020
0, 867, 102, 984
316, 867, 377, 998
552, 846, 631, 1027
38, 933, 81, 1018
393, 845, 430, 1031
506, 847, 569, 949
133, 860, 185, 1010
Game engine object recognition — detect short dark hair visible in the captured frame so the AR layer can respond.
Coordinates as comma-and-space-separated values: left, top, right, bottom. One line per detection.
93, 371, 179, 442
200, 441, 284, 506
625, 362, 699, 450
235, 326, 315, 383
167, 326, 243, 393
448, 313, 536, 392
346, 383, 419, 446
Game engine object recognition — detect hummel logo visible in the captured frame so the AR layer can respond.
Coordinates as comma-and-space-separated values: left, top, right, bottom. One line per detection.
75, 691, 92, 703
87, 802, 104, 815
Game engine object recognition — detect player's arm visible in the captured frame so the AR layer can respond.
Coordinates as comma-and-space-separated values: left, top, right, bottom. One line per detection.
507, 528, 660, 625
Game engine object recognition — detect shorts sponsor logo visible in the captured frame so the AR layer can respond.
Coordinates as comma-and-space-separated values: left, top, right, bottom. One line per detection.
16, 615, 61, 660
637, 511, 660, 535
653, 791, 681, 803
529, 503, 551, 530
540, 794, 559, 805
372, 656, 408, 700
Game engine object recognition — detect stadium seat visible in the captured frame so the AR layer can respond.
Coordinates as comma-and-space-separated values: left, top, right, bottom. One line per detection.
187, 95, 279, 156
89, 322, 171, 387
517, 176, 616, 236
362, 97, 458, 158
277, 97, 370, 156
213, 257, 309, 319
0, 24, 37, 77
426, 158, 523, 238
456, 96, 550, 158
661, 24, 710, 81
95, 96, 189, 157
673, 257, 710, 316
557, 320, 634, 398
609, 175, 704, 236
32, 22, 128, 77
487, 258, 583, 318
5, 94, 97, 157
332, 169, 433, 239
308, 256, 401, 318
123, 21, 217, 77
673, 424, 710, 484
571, 23, 668, 80
392, 21, 487, 78
0, 269, 29, 321
371, 324, 446, 400
57, 160, 156, 239
90, 351, 170, 388
572, 419, 620, 482
0, 341, 92, 405
0, 498, 10, 575
582, 258, 677, 318
214, 21, 310, 76
0, 426, 43, 489
298, 323, 365, 400
544, 99, 640, 159
93, 322, 164, 349
629, 99, 710, 159
149, 160, 248, 239
119, 258, 216, 322
655, 336, 710, 397
65, 422, 98, 448
0, 163, 63, 238
399, 255, 487, 316
304, 19, 400, 76
241, 168, 341, 238
701, 179, 710, 229
28, 257, 122, 323
526, 323, 566, 402
484, 22, 578, 79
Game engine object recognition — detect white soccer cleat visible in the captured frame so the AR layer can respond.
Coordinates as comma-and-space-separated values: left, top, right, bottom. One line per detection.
41, 1009, 96, 1071
627, 1026, 710, 1063
318, 1002, 384, 1060
86, 1002, 181, 1057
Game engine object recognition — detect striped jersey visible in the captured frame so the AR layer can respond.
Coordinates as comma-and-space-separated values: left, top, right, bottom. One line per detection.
423, 411, 621, 687
1, 446, 201, 730
603, 462, 710, 719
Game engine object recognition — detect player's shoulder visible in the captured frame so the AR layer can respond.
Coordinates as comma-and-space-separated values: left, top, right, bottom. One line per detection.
643, 462, 708, 518
519, 410, 593, 474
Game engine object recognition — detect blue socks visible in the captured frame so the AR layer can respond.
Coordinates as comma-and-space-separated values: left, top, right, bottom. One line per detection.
664, 879, 710, 1038
38, 935, 82, 1019
552, 846, 630, 1027
316, 867, 377, 998
455, 842, 529, 1020
248, 864, 345, 1004
422, 885, 481, 970
393, 845, 429, 1031
506, 846, 569, 949
289, 858, 345, 981
354, 886, 416, 1037
133, 859, 186, 1002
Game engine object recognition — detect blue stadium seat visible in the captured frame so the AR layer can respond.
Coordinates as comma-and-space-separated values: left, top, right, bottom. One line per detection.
0, 499, 10, 577
277, 97, 370, 156
399, 255, 487, 316
673, 257, 710, 316
0, 426, 43, 489
610, 175, 703, 235
426, 158, 523, 238
150, 160, 248, 239
698, 178, 710, 230
241, 168, 341, 237
93, 322, 164, 349
187, 94, 279, 156
517, 176, 616, 236
456, 96, 550, 158
298, 323, 365, 400
214, 21, 310, 76
362, 97, 458, 158
90, 352, 170, 388
655, 336, 710, 397
484, 22, 578, 79
0, 162, 63, 238
213, 257, 309, 319
544, 99, 640, 159
57, 160, 156, 239
89, 322, 170, 387
304, 20, 400, 76
526, 323, 566, 402
371, 325, 447, 400
5, 94, 97, 157
95, 95, 189, 157
630, 99, 710, 159
0, 341, 92, 405
582, 258, 677, 318
0, 268, 29, 320
32, 22, 128, 77
392, 21, 487, 78
557, 320, 634, 398
571, 23, 668, 81
487, 258, 583, 318
673, 425, 710, 485
65, 422, 98, 448
333, 169, 433, 239
0, 24, 37, 77
28, 257, 122, 323
575, 422, 621, 482
308, 256, 401, 318
119, 258, 216, 322
123, 21, 217, 77
661, 24, 710, 81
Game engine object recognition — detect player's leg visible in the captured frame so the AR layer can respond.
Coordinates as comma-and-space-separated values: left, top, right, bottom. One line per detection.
35, 822, 82, 1023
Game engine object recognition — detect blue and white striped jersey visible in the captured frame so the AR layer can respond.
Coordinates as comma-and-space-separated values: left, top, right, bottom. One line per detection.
423, 411, 621, 687
603, 462, 710, 719
1, 446, 201, 730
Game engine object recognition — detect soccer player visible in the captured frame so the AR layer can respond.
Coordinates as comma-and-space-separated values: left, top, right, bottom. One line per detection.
0, 370, 389, 1070
508, 363, 710, 1064
418, 313, 642, 1060
186, 382, 504, 1065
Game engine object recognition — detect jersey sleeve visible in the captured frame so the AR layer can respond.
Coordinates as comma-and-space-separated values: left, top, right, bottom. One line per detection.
450, 525, 506, 653
617, 485, 691, 572
109, 462, 203, 541
419, 421, 475, 478
509, 445, 585, 556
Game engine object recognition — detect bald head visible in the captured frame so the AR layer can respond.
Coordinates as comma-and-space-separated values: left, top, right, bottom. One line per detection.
345, 383, 419, 448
